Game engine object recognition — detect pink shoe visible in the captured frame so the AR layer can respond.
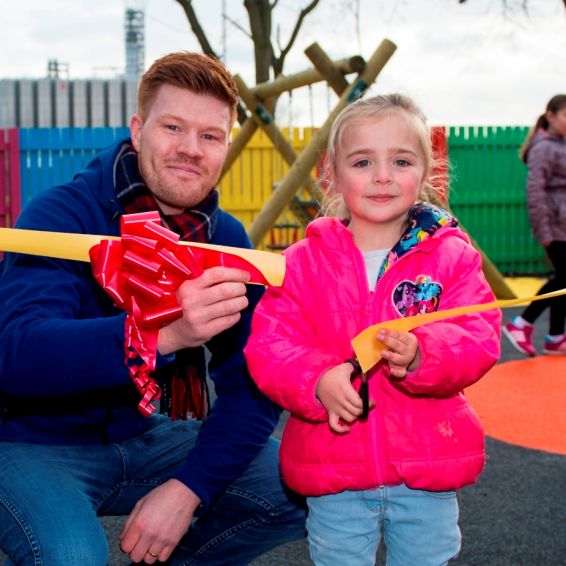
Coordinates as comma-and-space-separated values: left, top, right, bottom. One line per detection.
502, 321, 536, 357
543, 336, 566, 355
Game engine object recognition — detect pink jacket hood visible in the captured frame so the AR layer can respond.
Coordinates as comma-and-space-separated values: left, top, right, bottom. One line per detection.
245, 205, 501, 496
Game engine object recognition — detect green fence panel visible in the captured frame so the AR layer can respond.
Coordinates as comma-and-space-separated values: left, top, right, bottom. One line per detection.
447, 125, 548, 276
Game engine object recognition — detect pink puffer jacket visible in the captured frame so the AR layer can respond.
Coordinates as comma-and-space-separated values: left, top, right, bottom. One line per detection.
245, 210, 501, 496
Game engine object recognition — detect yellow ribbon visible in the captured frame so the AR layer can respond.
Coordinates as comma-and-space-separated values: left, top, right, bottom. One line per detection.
0, 227, 285, 287
352, 288, 566, 372
3, 227, 564, 371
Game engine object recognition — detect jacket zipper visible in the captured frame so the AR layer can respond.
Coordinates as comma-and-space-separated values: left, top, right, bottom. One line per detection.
361, 245, 423, 489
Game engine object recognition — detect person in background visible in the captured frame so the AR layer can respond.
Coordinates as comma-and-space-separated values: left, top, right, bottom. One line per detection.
0, 51, 305, 565
503, 94, 566, 356
244, 93, 501, 565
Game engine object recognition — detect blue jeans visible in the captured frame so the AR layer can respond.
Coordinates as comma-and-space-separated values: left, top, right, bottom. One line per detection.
0, 415, 306, 565
307, 484, 460, 566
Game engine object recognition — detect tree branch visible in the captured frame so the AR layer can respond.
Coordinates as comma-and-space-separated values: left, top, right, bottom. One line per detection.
174, 0, 218, 57
224, 14, 252, 39
275, 0, 320, 74
175, 0, 250, 124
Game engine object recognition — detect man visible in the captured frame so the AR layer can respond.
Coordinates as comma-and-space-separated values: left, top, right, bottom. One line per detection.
0, 52, 306, 565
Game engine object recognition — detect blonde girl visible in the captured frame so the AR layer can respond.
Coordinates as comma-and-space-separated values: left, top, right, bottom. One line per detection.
245, 94, 501, 566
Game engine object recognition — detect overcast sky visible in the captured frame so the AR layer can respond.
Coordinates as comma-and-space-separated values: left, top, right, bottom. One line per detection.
1, 0, 565, 126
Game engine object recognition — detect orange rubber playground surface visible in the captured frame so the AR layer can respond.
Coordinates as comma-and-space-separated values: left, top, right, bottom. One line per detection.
466, 356, 566, 456
467, 277, 566, 457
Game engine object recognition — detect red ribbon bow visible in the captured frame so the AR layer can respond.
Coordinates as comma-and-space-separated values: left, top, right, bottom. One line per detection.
89, 211, 266, 416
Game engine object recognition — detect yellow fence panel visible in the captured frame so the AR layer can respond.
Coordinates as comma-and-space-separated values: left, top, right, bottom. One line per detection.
219, 127, 320, 250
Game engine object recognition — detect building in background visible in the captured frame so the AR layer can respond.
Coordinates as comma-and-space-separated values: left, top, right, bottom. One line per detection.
125, 4, 145, 81
0, 6, 145, 128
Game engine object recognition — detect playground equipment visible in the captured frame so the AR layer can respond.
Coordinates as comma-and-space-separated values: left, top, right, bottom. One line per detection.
226, 39, 397, 246
223, 39, 515, 299
219, 40, 390, 255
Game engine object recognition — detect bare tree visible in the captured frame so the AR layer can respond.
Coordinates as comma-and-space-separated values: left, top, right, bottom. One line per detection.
459, 0, 566, 10
174, 0, 320, 120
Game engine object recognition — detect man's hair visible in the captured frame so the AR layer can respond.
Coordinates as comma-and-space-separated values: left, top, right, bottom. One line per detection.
137, 51, 239, 123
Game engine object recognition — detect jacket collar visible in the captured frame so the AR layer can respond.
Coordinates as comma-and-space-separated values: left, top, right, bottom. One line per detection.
306, 203, 458, 280
376, 203, 457, 280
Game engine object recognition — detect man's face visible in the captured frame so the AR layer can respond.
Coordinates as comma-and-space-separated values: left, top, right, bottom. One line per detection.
130, 84, 232, 214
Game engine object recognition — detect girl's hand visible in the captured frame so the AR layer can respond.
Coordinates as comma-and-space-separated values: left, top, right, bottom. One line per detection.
378, 329, 420, 380
316, 363, 365, 433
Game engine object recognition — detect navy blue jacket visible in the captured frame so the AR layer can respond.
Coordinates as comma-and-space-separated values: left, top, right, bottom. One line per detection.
0, 139, 280, 511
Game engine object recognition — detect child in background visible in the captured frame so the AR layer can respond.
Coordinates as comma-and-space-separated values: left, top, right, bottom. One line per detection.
244, 94, 501, 566
503, 94, 566, 356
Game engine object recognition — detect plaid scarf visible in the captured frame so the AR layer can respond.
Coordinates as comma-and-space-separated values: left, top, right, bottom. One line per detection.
114, 142, 219, 420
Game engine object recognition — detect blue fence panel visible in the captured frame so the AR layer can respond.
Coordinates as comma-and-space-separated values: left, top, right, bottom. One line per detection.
19, 127, 129, 207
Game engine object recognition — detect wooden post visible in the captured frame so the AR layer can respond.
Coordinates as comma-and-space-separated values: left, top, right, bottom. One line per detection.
252, 56, 366, 100
248, 39, 397, 246
454, 224, 516, 299
235, 76, 301, 167
234, 75, 317, 190
481, 251, 517, 299
469, 236, 517, 299
220, 119, 258, 180
222, 53, 365, 183
304, 43, 349, 95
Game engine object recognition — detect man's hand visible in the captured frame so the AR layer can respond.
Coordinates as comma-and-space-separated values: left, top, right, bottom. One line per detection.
378, 328, 420, 380
316, 363, 365, 433
158, 266, 250, 354
120, 479, 201, 564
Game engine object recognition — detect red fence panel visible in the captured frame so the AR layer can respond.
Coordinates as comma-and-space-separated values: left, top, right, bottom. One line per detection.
0, 128, 21, 228
431, 125, 448, 204
0, 129, 8, 227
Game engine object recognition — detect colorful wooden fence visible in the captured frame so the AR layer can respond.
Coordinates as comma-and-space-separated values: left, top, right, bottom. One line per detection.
11, 126, 316, 251
0, 125, 547, 275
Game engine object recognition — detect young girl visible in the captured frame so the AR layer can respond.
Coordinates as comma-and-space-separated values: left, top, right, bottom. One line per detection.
503, 94, 566, 356
244, 94, 501, 565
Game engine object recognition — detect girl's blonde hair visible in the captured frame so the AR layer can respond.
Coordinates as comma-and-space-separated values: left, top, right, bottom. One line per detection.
320, 93, 447, 219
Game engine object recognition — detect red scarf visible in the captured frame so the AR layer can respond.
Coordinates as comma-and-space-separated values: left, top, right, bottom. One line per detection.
114, 142, 218, 420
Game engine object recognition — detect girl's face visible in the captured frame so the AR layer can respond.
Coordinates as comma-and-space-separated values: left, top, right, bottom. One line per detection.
334, 113, 426, 250
547, 106, 566, 137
